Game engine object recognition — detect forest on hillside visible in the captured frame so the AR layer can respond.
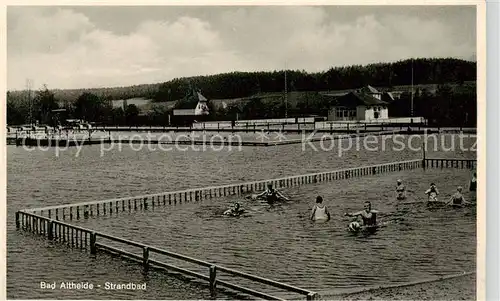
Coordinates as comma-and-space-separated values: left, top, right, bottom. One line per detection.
6, 58, 477, 127
8, 58, 475, 103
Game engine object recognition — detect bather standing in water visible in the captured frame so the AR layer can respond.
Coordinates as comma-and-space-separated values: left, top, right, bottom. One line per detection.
425, 183, 440, 202
469, 172, 477, 192
446, 186, 472, 207
344, 201, 379, 226
310, 196, 331, 222
396, 179, 406, 200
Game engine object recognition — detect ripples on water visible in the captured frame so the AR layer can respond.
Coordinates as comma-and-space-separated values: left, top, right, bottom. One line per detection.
7, 134, 476, 299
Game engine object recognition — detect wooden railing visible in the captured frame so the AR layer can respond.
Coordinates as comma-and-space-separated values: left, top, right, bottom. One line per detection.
16, 210, 316, 300
23, 159, 423, 219
16, 212, 93, 250
423, 158, 476, 169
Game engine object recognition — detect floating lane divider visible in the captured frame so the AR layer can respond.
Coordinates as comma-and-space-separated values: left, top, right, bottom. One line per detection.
21, 159, 428, 219
15, 210, 316, 300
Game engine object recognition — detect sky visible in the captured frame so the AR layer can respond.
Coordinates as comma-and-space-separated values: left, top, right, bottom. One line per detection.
7, 5, 477, 90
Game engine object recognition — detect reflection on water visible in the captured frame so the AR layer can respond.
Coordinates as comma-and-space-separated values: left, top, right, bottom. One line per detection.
7, 135, 476, 299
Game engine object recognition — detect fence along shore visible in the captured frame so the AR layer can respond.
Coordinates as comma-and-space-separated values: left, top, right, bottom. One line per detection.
15, 157, 476, 300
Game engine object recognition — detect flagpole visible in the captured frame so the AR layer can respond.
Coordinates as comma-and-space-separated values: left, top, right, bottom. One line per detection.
284, 61, 288, 119
411, 58, 414, 117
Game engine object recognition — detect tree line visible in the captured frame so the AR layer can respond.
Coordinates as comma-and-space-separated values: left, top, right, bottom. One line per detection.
6, 57, 476, 127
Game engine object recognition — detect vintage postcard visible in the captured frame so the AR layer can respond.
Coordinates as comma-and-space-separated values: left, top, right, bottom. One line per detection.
2, 1, 486, 300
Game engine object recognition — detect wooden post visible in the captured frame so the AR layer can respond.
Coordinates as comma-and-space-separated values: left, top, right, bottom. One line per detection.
15, 212, 20, 229
307, 292, 317, 300
143, 247, 149, 270
90, 232, 97, 254
422, 141, 426, 169
48, 221, 54, 240
209, 265, 217, 297
144, 198, 148, 209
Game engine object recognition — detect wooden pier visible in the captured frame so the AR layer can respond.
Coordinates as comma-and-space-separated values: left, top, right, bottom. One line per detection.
15, 157, 476, 300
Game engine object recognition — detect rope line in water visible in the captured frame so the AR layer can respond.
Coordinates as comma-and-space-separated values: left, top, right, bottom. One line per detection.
314, 271, 475, 299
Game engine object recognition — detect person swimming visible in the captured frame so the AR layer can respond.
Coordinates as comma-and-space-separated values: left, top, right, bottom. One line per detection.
253, 183, 289, 204
310, 196, 331, 221
425, 183, 440, 202
344, 201, 379, 226
446, 186, 472, 207
223, 203, 245, 216
396, 179, 406, 200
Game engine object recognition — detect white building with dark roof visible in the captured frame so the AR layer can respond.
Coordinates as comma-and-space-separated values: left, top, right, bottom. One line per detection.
327, 86, 389, 121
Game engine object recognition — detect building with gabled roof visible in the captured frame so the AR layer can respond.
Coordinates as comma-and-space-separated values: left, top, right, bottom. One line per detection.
327, 87, 389, 121
171, 90, 211, 125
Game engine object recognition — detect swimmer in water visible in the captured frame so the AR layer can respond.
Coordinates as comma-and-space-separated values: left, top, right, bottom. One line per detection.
446, 186, 472, 207
425, 183, 440, 202
254, 183, 289, 204
223, 203, 245, 216
344, 201, 379, 227
396, 179, 406, 200
310, 196, 331, 221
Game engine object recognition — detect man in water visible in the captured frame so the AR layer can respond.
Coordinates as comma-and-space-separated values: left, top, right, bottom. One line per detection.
344, 201, 379, 226
254, 183, 289, 204
310, 196, 331, 221
446, 186, 472, 207
425, 183, 440, 202
223, 203, 245, 216
396, 179, 406, 200
469, 172, 477, 192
